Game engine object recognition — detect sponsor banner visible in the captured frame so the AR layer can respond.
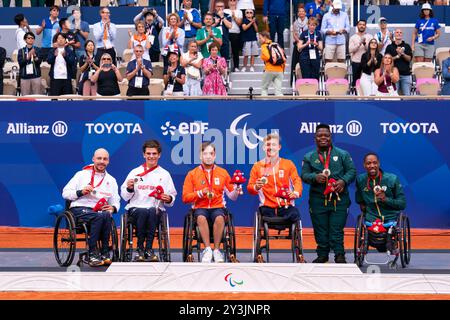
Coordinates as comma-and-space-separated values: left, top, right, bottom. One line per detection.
0, 100, 448, 228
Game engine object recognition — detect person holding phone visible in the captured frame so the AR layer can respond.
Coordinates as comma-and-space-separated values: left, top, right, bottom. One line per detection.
163, 51, 186, 96
90, 53, 122, 96
202, 41, 227, 96
78, 40, 99, 96
180, 40, 203, 96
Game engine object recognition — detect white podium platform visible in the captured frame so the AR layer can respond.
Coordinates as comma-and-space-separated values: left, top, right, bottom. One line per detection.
0, 263, 449, 294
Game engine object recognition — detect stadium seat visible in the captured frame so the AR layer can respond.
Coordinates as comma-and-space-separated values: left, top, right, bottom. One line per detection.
325, 78, 349, 96
149, 79, 164, 96
11, 49, 18, 63
295, 79, 319, 96
415, 78, 440, 96
324, 62, 347, 80
122, 49, 133, 64
355, 79, 362, 96
3, 62, 19, 76
152, 62, 164, 79
412, 62, 435, 79
40, 62, 51, 88
3, 79, 18, 95
118, 79, 129, 96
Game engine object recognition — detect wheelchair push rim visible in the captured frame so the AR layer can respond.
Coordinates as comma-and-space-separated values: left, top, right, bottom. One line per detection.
53, 211, 77, 267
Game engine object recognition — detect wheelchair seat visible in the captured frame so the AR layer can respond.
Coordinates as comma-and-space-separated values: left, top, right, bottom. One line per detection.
262, 216, 292, 226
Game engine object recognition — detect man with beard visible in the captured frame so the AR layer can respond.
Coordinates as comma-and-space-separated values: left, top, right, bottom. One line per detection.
349, 20, 372, 87
62, 148, 120, 267
301, 124, 356, 263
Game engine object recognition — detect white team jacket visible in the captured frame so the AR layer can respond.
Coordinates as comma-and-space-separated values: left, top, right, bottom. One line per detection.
120, 165, 177, 211
62, 169, 121, 211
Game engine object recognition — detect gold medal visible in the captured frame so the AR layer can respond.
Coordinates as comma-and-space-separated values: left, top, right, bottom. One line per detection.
261, 176, 268, 185
207, 191, 214, 199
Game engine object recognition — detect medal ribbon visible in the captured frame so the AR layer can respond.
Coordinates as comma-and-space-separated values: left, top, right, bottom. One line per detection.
89, 168, 106, 190
367, 171, 383, 221
318, 146, 332, 207
137, 164, 159, 177
201, 164, 215, 201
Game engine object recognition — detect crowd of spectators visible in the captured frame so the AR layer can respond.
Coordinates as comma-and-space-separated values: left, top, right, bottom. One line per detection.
0, 0, 449, 97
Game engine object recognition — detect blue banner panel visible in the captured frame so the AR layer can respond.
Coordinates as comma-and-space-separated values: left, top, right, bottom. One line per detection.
0, 100, 449, 229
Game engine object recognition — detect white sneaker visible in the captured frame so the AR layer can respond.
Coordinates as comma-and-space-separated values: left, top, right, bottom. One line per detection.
240, 67, 246, 72
201, 247, 213, 263
234, 68, 240, 72
213, 249, 225, 263
249, 66, 255, 72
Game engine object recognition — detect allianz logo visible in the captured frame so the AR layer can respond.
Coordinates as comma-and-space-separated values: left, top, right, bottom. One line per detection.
299, 121, 363, 137
6, 121, 68, 137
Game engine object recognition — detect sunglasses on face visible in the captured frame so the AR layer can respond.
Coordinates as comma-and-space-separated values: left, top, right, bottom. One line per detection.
26, 37, 34, 40
102, 58, 111, 61
102, 11, 110, 14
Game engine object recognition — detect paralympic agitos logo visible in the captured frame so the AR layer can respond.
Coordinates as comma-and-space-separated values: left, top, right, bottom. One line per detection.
224, 273, 244, 288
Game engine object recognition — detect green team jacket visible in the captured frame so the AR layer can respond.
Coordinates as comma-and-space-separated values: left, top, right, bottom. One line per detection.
355, 172, 406, 223
301, 146, 356, 202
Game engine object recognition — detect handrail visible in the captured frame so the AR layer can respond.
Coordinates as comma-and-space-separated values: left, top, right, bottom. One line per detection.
0, 95, 448, 101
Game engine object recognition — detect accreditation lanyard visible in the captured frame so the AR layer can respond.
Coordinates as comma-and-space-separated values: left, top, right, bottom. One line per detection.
24, 47, 36, 74
367, 171, 384, 221
308, 32, 318, 48
201, 164, 215, 204
90, 168, 106, 190
137, 164, 159, 177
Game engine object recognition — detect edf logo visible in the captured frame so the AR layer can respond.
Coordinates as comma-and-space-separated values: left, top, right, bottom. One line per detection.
161, 121, 209, 136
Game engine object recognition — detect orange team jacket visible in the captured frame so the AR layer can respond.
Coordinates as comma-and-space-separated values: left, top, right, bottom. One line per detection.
247, 158, 303, 208
182, 165, 238, 209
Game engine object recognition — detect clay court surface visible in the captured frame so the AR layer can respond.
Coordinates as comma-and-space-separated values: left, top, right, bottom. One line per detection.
1, 227, 449, 300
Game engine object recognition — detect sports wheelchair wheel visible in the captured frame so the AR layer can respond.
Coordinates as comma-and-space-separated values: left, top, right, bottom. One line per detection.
399, 213, 411, 268
252, 211, 263, 262
53, 211, 77, 267
119, 213, 134, 262
224, 211, 238, 262
182, 212, 195, 262
292, 220, 305, 263
109, 219, 119, 262
158, 211, 171, 262
354, 214, 367, 267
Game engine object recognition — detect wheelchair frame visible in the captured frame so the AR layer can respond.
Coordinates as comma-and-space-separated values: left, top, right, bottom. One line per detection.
182, 208, 237, 263
354, 212, 411, 269
251, 208, 305, 263
119, 207, 171, 262
53, 203, 119, 267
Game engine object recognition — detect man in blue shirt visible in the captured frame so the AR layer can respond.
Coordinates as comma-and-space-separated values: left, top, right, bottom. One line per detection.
263, 0, 289, 49
93, 7, 118, 66
70, 8, 90, 60
35, 5, 59, 62
126, 45, 153, 97
134, 8, 164, 62
178, 0, 203, 52
320, 0, 349, 63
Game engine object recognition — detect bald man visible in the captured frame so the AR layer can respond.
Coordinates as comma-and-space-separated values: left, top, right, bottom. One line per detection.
62, 148, 120, 267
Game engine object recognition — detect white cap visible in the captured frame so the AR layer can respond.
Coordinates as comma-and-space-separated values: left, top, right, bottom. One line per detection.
332, 0, 342, 9
421, 3, 432, 11
378, 17, 387, 23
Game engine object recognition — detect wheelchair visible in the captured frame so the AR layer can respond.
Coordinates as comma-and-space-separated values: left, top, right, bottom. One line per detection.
182, 208, 237, 263
119, 208, 171, 262
354, 212, 411, 269
53, 201, 119, 267
252, 208, 305, 263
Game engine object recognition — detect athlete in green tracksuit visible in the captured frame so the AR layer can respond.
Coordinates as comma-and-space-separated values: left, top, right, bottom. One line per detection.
355, 153, 406, 223
301, 124, 356, 263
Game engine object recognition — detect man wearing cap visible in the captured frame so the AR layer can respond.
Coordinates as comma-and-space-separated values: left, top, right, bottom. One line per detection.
385, 29, 413, 96
320, 0, 350, 63
301, 124, 356, 264
374, 17, 392, 56
412, 3, 441, 63
62, 148, 120, 267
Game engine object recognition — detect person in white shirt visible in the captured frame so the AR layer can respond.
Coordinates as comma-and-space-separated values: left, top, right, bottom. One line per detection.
374, 17, 392, 55
226, 0, 243, 72
14, 13, 31, 50
349, 19, 373, 87
62, 148, 120, 267
121, 140, 177, 262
